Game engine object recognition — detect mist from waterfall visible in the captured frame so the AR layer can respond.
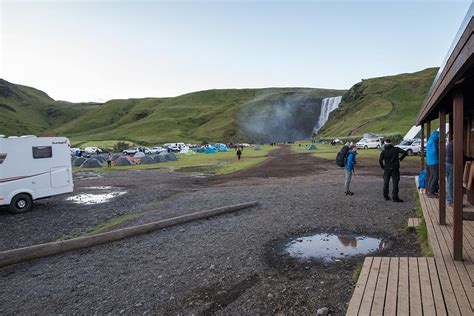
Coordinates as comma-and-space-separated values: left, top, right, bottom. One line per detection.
313, 96, 342, 133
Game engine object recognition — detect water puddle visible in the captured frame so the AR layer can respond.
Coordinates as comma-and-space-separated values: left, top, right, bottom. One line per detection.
84, 186, 115, 190
66, 192, 127, 205
285, 233, 385, 262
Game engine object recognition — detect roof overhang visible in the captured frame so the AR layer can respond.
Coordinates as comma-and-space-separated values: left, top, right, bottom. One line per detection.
416, 14, 474, 125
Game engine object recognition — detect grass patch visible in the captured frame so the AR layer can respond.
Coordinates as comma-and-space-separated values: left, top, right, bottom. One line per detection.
353, 263, 363, 282
414, 193, 433, 257
74, 145, 277, 175
58, 213, 142, 241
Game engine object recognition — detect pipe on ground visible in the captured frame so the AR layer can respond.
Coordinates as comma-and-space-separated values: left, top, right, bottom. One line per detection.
0, 201, 259, 268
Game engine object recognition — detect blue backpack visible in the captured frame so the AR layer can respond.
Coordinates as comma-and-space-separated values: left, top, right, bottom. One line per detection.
418, 169, 427, 189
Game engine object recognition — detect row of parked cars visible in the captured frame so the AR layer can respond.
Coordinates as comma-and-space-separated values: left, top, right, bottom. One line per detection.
355, 137, 422, 156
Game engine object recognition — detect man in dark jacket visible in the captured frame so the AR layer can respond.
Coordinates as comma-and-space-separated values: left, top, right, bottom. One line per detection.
379, 139, 407, 202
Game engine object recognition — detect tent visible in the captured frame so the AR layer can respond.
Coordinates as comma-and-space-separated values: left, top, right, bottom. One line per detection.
133, 152, 146, 158
217, 144, 229, 152
205, 146, 217, 154
73, 157, 86, 166
153, 155, 166, 163
115, 156, 132, 166
307, 144, 318, 150
139, 156, 156, 164
197, 147, 205, 153
254, 146, 262, 151
80, 158, 103, 168
168, 153, 178, 161
95, 156, 107, 163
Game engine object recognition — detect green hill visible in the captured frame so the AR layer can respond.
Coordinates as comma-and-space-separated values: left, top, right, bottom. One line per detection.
0, 79, 344, 144
318, 67, 438, 138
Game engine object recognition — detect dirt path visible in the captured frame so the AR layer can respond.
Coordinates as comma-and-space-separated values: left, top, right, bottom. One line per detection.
0, 146, 422, 315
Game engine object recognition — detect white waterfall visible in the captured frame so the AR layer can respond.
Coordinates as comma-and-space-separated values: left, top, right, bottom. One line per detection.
312, 96, 342, 133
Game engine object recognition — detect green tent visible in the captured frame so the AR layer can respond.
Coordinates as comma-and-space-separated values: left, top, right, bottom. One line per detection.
307, 144, 318, 150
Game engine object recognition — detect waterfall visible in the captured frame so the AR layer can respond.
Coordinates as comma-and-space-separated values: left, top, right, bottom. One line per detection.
312, 96, 342, 133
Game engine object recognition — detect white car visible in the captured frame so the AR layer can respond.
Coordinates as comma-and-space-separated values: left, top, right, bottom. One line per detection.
356, 138, 382, 149
123, 147, 139, 155
396, 140, 421, 156
150, 146, 166, 154
84, 146, 102, 154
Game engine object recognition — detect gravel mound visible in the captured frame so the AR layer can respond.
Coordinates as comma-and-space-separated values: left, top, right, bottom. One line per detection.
139, 156, 156, 165
80, 158, 103, 168
73, 157, 86, 166
115, 156, 132, 166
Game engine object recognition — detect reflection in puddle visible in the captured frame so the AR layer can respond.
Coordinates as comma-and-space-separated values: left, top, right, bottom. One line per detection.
67, 192, 127, 205
286, 233, 385, 262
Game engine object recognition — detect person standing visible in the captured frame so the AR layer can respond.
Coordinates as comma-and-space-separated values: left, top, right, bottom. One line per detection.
107, 153, 112, 168
426, 131, 440, 197
344, 146, 357, 196
236, 148, 242, 160
446, 139, 453, 206
379, 139, 407, 202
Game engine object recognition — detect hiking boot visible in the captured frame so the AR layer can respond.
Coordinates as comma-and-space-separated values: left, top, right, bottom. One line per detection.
345, 191, 354, 196
427, 193, 438, 199
384, 196, 391, 201
393, 198, 404, 203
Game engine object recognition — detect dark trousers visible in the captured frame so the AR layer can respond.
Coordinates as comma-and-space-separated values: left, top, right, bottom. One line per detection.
428, 164, 439, 194
383, 168, 400, 199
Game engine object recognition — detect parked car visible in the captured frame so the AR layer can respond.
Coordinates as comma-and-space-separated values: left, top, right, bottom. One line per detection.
356, 138, 383, 149
396, 140, 421, 156
150, 146, 166, 154
84, 146, 102, 154
123, 147, 140, 155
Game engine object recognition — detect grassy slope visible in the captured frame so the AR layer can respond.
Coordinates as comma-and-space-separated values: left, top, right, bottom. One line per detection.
0, 79, 98, 135
319, 68, 438, 138
0, 79, 344, 144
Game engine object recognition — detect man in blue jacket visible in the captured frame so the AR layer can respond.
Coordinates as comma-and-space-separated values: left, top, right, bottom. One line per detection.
344, 146, 357, 196
426, 131, 440, 198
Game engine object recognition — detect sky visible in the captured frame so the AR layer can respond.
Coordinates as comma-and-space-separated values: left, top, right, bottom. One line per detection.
0, 0, 472, 102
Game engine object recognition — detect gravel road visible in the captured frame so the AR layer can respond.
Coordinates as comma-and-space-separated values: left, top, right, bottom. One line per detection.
0, 146, 421, 315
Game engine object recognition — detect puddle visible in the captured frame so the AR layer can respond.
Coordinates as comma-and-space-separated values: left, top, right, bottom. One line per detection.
285, 233, 385, 262
74, 172, 103, 180
66, 192, 127, 205
84, 186, 115, 190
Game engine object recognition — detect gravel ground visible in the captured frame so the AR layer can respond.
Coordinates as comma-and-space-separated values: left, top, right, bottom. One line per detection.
0, 147, 421, 315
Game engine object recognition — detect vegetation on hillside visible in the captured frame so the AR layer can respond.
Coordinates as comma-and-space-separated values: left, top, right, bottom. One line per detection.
318, 68, 438, 138
0, 79, 343, 144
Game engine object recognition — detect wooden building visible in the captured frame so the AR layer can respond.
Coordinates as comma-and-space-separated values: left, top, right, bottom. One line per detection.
416, 4, 474, 261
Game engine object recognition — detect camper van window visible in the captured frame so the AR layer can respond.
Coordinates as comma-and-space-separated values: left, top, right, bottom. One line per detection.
0, 153, 6, 164
32, 146, 52, 159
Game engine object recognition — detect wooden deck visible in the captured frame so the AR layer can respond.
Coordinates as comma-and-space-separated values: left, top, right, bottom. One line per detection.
347, 185, 474, 315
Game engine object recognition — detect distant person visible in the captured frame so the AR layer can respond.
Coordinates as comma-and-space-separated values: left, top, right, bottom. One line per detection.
426, 131, 440, 198
379, 139, 407, 202
344, 145, 357, 196
107, 153, 112, 168
236, 148, 242, 160
446, 140, 453, 206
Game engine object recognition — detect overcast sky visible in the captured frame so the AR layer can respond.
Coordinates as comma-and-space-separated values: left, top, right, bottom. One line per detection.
0, 0, 472, 102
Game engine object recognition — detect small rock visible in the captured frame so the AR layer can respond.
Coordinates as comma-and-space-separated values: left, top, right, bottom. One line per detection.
209, 264, 215, 270
316, 307, 329, 315
267, 293, 274, 299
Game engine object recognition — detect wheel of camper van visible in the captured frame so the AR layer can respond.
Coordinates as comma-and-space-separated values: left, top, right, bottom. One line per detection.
9, 194, 33, 214
407, 149, 413, 156
364, 145, 368, 150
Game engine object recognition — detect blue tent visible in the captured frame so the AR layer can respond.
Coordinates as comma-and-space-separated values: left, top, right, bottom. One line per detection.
307, 144, 318, 150
218, 144, 229, 152
205, 146, 218, 154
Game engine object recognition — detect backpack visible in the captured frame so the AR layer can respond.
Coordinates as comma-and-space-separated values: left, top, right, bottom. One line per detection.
418, 169, 427, 189
336, 145, 350, 167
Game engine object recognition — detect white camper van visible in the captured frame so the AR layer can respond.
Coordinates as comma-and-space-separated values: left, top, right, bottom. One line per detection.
0, 136, 73, 214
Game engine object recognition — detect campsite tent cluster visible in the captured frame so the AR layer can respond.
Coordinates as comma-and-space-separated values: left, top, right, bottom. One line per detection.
72, 152, 178, 168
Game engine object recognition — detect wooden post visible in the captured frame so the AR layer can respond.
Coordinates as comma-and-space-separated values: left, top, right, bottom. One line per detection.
449, 113, 454, 141
439, 108, 446, 225
421, 124, 425, 170
453, 91, 464, 261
